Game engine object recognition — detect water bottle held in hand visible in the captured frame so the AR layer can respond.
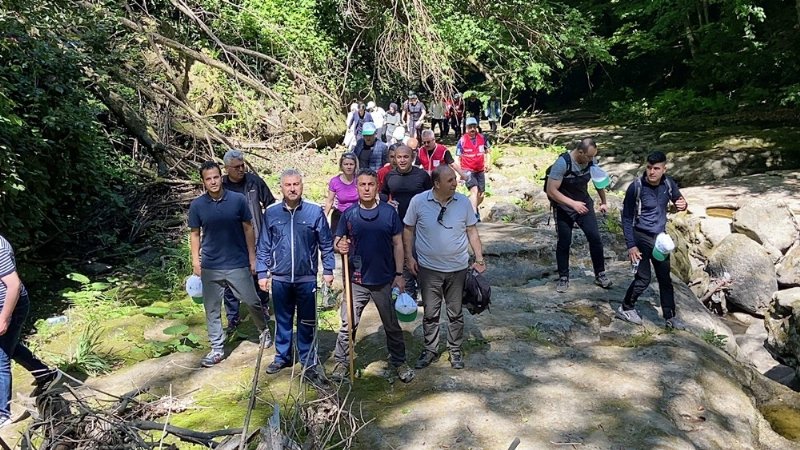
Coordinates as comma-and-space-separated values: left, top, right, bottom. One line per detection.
391, 286, 401, 300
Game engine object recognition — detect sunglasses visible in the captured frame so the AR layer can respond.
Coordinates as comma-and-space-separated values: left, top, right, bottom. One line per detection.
422, 140, 435, 144
437, 206, 452, 229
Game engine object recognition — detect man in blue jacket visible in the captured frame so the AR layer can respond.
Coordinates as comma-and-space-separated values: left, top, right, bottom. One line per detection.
618, 151, 688, 329
256, 169, 335, 382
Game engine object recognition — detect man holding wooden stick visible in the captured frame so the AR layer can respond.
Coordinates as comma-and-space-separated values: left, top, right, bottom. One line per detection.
330, 168, 415, 383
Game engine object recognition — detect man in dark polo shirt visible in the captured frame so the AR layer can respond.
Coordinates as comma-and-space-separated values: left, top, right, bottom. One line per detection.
189, 160, 269, 368
380, 145, 432, 300
404, 165, 486, 370
330, 168, 414, 383
222, 149, 276, 335
618, 151, 688, 329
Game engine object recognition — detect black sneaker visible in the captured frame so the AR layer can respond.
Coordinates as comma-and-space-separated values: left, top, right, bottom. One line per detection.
449, 352, 465, 369
415, 350, 439, 369
31, 369, 63, 397
201, 350, 226, 368
594, 272, 613, 289
225, 318, 240, 334
265, 359, 291, 374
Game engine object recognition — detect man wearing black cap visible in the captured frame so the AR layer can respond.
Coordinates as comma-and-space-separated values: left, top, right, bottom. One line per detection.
402, 91, 426, 142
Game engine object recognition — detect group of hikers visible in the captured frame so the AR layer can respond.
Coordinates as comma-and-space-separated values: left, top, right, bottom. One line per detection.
0, 103, 690, 425
344, 90, 502, 149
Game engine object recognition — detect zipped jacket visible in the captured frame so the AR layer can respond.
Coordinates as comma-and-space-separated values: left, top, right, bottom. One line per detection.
256, 199, 335, 283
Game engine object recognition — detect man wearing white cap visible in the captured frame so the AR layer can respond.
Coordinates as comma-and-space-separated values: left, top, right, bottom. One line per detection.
353, 122, 389, 171
367, 101, 386, 142
618, 151, 688, 329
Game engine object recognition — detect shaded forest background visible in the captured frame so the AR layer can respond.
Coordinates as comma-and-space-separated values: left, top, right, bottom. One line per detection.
1, 0, 799, 299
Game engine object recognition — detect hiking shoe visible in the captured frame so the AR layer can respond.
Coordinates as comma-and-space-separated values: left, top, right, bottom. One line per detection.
259, 329, 273, 349
395, 364, 415, 383
449, 352, 465, 370
31, 369, 63, 397
665, 317, 688, 331
302, 366, 328, 386
201, 350, 226, 368
555, 277, 569, 293
615, 306, 643, 325
265, 359, 291, 374
414, 350, 439, 369
329, 363, 350, 382
595, 272, 613, 289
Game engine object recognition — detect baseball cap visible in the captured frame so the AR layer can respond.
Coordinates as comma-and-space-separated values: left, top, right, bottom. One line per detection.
367, 101, 376, 110
466, 117, 478, 126
408, 91, 417, 98
362, 122, 377, 136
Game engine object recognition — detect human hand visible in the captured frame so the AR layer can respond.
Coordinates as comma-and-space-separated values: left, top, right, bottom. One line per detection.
258, 278, 271, 292
323, 274, 334, 286
336, 237, 351, 254
675, 197, 687, 211
393, 275, 406, 293
471, 261, 486, 273
0, 316, 10, 336
406, 257, 418, 276
388, 200, 399, 210
599, 203, 609, 214
249, 259, 256, 275
628, 247, 642, 264
192, 262, 201, 276
572, 201, 589, 215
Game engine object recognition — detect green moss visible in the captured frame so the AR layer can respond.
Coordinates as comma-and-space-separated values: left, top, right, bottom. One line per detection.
761, 405, 800, 441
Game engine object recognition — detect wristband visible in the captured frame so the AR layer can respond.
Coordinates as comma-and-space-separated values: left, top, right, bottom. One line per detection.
394, 272, 403, 277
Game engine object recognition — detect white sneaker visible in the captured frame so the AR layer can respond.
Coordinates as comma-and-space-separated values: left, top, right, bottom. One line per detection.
615, 306, 643, 325
0, 415, 12, 428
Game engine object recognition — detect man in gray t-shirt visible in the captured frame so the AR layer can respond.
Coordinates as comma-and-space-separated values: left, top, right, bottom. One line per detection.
545, 138, 612, 294
403, 165, 486, 370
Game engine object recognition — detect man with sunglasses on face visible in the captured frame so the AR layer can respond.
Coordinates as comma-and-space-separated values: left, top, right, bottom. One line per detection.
331, 168, 415, 383
222, 150, 276, 335
404, 165, 486, 370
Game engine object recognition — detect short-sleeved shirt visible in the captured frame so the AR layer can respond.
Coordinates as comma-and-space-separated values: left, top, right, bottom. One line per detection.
0, 235, 27, 305
547, 153, 594, 181
328, 175, 358, 213
335, 203, 402, 286
404, 191, 477, 272
188, 190, 253, 270
380, 167, 433, 221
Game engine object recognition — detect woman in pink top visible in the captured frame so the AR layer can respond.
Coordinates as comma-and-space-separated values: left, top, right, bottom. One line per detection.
324, 152, 359, 233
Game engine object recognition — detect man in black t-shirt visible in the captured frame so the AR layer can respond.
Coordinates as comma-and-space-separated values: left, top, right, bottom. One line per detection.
330, 168, 414, 383
380, 145, 432, 301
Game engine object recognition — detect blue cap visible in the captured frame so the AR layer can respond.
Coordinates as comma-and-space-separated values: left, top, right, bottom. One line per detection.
466, 117, 478, 126
362, 122, 377, 136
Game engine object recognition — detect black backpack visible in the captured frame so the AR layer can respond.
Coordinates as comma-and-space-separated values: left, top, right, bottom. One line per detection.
463, 268, 491, 315
542, 152, 594, 211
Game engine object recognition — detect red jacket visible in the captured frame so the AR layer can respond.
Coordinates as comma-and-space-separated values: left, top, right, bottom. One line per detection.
418, 144, 449, 174
458, 133, 487, 172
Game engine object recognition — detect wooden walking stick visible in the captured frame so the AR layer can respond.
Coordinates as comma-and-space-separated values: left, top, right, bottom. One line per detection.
341, 253, 355, 383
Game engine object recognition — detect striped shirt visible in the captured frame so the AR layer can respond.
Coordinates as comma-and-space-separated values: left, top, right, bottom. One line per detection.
0, 234, 27, 305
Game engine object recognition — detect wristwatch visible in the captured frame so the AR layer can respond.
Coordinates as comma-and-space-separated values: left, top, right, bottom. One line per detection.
395, 272, 403, 277
475, 260, 485, 266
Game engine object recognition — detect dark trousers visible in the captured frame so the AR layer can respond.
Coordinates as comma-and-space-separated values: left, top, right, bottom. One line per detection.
272, 280, 318, 368
0, 295, 50, 418
450, 115, 462, 139
555, 207, 606, 278
223, 274, 270, 325
334, 282, 406, 367
623, 230, 675, 317
417, 266, 467, 354
431, 119, 446, 137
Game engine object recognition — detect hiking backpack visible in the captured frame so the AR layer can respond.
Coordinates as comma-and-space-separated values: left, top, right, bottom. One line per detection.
632, 174, 675, 224
463, 268, 491, 315
542, 152, 594, 205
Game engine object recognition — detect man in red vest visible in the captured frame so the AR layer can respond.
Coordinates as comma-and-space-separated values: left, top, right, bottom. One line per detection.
456, 117, 491, 221
416, 130, 465, 179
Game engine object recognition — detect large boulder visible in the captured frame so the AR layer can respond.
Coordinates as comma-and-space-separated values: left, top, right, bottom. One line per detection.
777, 243, 800, 288
707, 234, 778, 315
764, 288, 800, 378
731, 200, 798, 257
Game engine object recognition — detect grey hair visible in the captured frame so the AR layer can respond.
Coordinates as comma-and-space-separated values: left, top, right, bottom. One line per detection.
223, 149, 245, 165
280, 168, 303, 182
421, 129, 435, 140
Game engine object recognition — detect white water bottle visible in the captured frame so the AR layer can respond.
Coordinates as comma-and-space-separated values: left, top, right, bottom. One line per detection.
46, 315, 68, 325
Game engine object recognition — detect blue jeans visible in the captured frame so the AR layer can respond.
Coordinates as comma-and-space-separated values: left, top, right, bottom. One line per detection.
0, 295, 50, 419
272, 280, 317, 368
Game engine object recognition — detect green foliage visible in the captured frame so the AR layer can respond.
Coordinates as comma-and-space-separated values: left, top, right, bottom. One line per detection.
61, 274, 134, 322
607, 89, 736, 124
145, 324, 202, 357
56, 327, 119, 376
624, 328, 655, 348
701, 329, 728, 349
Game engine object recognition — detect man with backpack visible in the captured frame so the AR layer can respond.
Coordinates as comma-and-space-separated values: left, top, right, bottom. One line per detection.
617, 151, 688, 329
402, 91, 426, 142
545, 138, 612, 293
404, 165, 486, 370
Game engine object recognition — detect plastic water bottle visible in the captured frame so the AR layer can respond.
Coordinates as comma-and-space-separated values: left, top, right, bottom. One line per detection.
46, 315, 68, 325
631, 261, 640, 275
391, 287, 400, 300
